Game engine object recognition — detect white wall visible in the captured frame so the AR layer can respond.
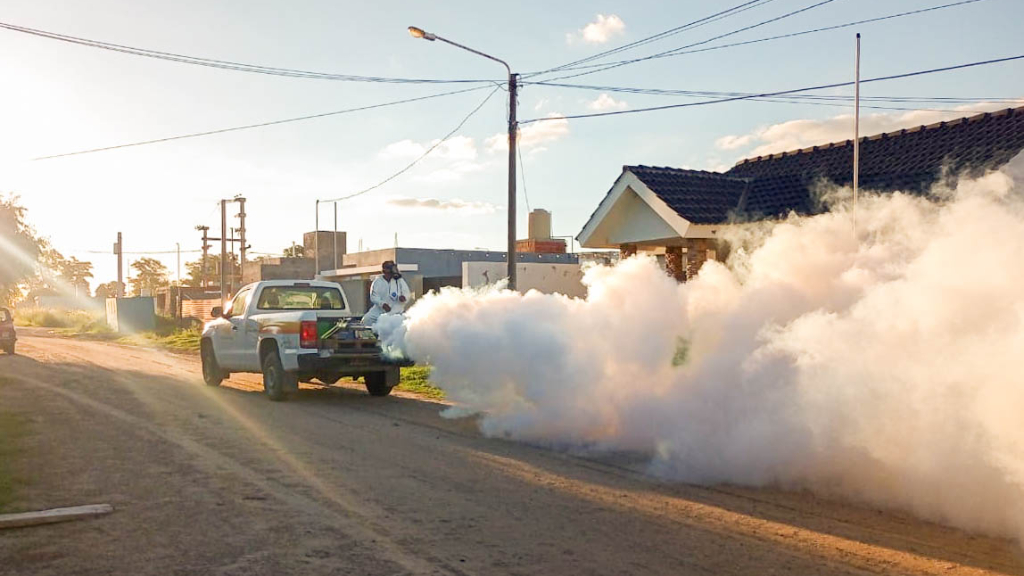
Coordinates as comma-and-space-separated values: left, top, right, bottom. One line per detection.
463, 262, 586, 298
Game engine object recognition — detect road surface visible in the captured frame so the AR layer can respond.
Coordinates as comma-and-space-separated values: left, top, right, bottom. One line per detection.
1, 328, 1020, 575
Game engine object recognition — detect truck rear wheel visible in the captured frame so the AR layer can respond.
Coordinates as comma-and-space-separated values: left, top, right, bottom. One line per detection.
262, 349, 296, 402
2, 343, 13, 355
365, 371, 394, 397
200, 341, 224, 386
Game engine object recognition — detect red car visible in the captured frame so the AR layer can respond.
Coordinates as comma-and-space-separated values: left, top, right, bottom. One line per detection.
0, 308, 15, 355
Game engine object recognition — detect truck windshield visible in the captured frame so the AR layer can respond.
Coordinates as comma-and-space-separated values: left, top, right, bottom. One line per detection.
0, 310, 9, 323
256, 286, 345, 310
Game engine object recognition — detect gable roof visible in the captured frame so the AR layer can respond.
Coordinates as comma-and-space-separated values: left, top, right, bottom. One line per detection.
581, 106, 1024, 241
727, 106, 1024, 218
624, 167, 752, 224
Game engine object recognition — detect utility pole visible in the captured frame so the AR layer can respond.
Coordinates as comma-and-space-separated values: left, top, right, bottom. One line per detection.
853, 33, 861, 233
236, 196, 247, 286
229, 227, 236, 295
333, 201, 338, 271
407, 26, 517, 289
314, 200, 320, 276
220, 199, 228, 305
114, 232, 123, 298
196, 225, 210, 288
176, 243, 181, 285
507, 73, 518, 290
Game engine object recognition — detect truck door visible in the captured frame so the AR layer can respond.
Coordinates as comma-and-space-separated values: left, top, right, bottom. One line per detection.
219, 286, 253, 370
235, 286, 261, 371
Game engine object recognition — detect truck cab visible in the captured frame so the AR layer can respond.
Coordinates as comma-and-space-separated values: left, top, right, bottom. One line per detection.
200, 280, 404, 401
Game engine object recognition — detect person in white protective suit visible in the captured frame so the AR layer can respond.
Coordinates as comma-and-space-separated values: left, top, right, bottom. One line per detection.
361, 260, 411, 327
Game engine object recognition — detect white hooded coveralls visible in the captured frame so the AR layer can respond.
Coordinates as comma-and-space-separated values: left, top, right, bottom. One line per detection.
362, 274, 411, 326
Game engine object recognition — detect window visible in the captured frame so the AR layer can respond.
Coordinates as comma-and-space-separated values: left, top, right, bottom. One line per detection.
256, 286, 346, 311
0, 310, 10, 323
225, 287, 252, 317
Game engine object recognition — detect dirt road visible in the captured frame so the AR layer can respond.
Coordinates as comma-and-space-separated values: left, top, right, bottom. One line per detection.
0, 329, 1020, 575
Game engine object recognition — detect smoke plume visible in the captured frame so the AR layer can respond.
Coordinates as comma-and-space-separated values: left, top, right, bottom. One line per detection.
381, 154, 1024, 542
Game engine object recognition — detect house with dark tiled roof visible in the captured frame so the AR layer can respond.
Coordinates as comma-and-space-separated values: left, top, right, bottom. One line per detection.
577, 106, 1024, 280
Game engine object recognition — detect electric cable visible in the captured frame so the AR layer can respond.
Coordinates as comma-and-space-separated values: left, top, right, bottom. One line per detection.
532, 0, 988, 83
529, 0, 779, 77
34, 85, 493, 160
530, 0, 845, 82
525, 81, 1022, 106
517, 138, 531, 214
319, 86, 502, 203
520, 54, 1024, 124
0, 20, 495, 85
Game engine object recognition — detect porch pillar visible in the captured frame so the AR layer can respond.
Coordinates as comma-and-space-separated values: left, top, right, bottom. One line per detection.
684, 239, 718, 280
665, 246, 685, 282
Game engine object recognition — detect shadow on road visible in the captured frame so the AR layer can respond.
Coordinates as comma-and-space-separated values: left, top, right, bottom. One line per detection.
4, 349, 1022, 576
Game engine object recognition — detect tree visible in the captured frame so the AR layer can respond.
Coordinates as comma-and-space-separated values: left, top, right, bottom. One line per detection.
0, 194, 45, 306
282, 243, 305, 258
129, 257, 169, 296
183, 253, 238, 288
94, 281, 120, 300
57, 256, 93, 297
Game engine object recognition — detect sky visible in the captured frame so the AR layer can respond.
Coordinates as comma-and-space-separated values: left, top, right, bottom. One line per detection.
1, 0, 1022, 288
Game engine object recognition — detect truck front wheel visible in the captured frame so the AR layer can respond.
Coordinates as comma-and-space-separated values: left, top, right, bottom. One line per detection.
200, 341, 224, 386
262, 349, 297, 402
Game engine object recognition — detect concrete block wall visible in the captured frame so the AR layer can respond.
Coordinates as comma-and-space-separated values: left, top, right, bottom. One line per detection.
463, 262, 586, 298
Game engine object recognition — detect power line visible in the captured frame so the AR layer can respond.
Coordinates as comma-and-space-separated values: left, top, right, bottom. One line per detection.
73, 249, 201, 255
34, 85, 493, 160
319, 86, 502, 203
529, 0, 779, 77
520, 54, 1024, 124
0, 20, 494, 85
531, 0, 846, 83
517, 138, 531, 213
527, 81, 1021, 105
546, 0, 989, 77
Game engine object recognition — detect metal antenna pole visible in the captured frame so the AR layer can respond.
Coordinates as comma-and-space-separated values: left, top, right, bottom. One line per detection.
853, 33, 861, 234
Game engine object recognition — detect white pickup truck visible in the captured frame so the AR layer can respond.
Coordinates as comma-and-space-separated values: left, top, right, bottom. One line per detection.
200, 280, 406, 401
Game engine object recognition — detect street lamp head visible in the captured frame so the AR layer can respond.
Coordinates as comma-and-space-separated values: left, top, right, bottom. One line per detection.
408, 26, 436, 41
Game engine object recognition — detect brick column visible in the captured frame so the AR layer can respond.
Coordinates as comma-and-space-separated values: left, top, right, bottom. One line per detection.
620, 243, 638, 259
684, 239, 718, 281
665, 246, 685, 282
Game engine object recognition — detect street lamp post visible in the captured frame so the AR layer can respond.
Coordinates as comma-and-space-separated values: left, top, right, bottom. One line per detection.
408, 26, 518, 290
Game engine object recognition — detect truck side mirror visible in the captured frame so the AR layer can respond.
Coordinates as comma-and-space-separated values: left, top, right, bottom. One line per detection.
210, 306, 223, 318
